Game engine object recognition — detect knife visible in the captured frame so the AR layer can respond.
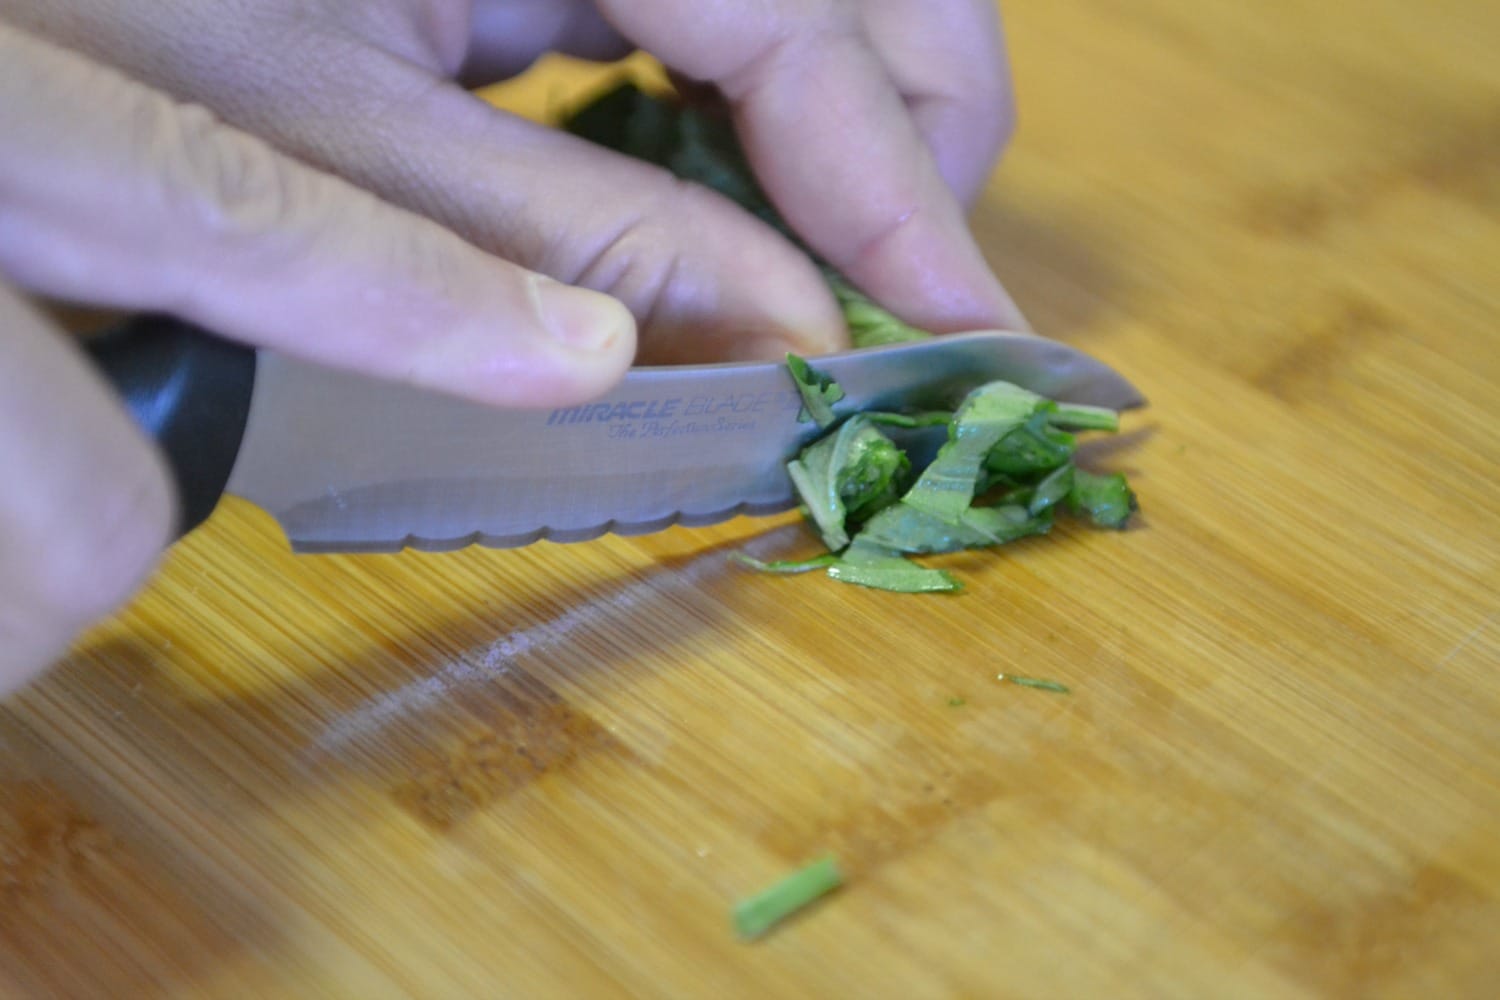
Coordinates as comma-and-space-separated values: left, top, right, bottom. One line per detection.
85, 314, 1144, 553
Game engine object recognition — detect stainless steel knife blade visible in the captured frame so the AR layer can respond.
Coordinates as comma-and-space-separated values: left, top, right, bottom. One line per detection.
223, 331, 1143, 553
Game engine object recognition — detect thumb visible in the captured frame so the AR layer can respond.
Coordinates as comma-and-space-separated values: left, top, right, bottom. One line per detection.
0, 281, 175, 693
0, 23, 635, 409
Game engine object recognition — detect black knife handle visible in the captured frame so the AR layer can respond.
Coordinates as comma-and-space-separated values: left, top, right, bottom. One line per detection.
84, 315, 257, 538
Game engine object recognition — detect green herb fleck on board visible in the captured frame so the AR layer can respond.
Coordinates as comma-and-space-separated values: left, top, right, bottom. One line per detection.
948, 696, 968, 708
728, 553, 838, 575
998, 674, 1071, 694
733, 855, 844, 940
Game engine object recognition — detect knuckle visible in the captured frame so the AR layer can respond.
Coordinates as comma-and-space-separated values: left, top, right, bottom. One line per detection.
850, 201, 923, 272
723, 2, 862, 97
142, 97, 312, 249
563, 176, 713, 316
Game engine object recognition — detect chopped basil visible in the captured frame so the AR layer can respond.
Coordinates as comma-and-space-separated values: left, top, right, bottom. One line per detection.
827, 543, 962, 593
786, 415, 908, 551
901, 382, 1048, 524
862, 411, 954, 430
785, 353, 845, 428
852, 502, 1048, 555
983, 412, 1077, 481
1066, 468, 1138, 530
560, 79, 1138, 594
1026, 463, 1074, 516
824, 269, 931, 347
750, 366, 1136, 593
733, 855, 844, 940
1048, 402, 1121, 432
728, 553, 838, 575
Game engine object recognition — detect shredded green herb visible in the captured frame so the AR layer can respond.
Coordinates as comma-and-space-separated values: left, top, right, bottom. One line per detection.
728, 553, 838, 575
998, 674, 1071, 694
826, 546, 961, 593
1048, 403, 1121, 432
824, 269, 930, 347
862, 411, 954, 430
1066, 468, 1138, 530
902, 382, 1048, 524
948, 696, 968, 708
753, 360, 1135, 592
1027, 463, 1074, 516
733, 855, 844, 940
786, 415, 909, 551
561, 79, 1139, 593
786, 353, 844, 428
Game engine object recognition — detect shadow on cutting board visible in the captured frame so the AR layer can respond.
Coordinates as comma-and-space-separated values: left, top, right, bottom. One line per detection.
971, 192, 1125, 340
0, 517, 778, 989
12, 516, 811, 826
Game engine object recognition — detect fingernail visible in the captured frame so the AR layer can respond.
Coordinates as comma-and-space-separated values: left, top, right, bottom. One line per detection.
535, 281, 631, 352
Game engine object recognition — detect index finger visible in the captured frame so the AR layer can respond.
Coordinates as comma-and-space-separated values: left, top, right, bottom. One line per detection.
598, 0, 1026, 335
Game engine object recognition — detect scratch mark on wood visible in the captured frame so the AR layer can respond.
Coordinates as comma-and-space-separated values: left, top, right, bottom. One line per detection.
1434, 612, 1497, 672
308, 531, 795, 758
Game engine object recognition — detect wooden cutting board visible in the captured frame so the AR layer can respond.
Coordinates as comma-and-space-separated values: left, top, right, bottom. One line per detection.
4, 1, 1497, 996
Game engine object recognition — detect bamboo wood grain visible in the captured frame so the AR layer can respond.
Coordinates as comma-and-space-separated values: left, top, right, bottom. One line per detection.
4, 1, 1498, 995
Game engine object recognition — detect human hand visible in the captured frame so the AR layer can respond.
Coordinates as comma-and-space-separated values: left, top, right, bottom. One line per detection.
1, 24, 634, 690
5, 0, 1024, 362
1, 0, 1021, 689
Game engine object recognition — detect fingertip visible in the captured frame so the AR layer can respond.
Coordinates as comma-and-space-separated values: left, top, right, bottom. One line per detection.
711, 236, 850, 360
747, 292, 849, 361
837, 193, 1030, 337
533, 279, 637, 356
467, 279, 638, 408
531, 280, 638, 401
713, 293, 848, 363
615, 193, 850, 365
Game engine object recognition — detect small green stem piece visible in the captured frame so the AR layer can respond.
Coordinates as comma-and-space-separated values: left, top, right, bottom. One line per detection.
733, 855, 844, 940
